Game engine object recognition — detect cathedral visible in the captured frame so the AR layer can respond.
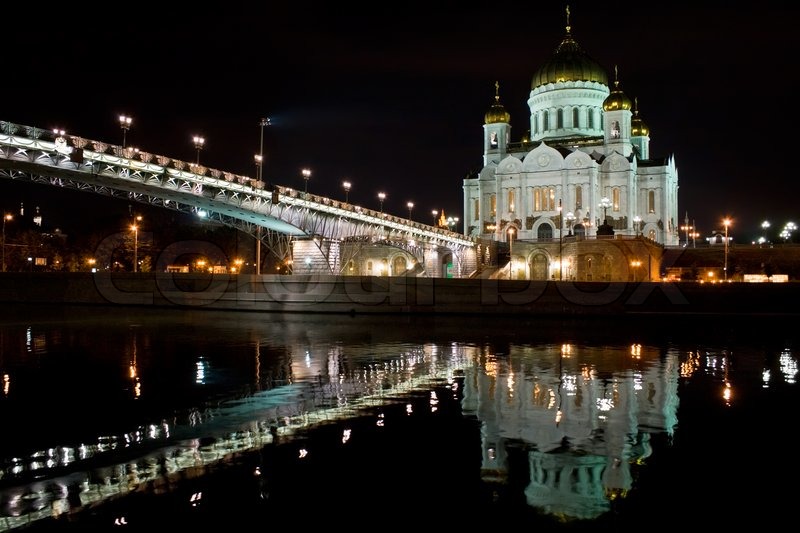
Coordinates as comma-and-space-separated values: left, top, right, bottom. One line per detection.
463, 9, 679, 281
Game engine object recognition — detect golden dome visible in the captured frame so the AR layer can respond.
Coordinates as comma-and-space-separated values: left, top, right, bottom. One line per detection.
602, 66, 632, 111
531, 12, 608, 89
485, 81, 511, 124
631, 97, 649, 136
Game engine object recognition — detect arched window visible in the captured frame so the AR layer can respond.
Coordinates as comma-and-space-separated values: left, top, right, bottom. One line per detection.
508, 189, 515, 213
543, 111, 549, 131
534, 189, 541, 211
588, 110, 594, 129
530, 254, 548, 280
548, 188, 556, 211
575, 185, 583, 210
491, 194, 497, 216
537, 224, 553, 240
648, 191, 655, 213
473, 198, 479, 219
611, 120, 620, 139
490, 131, 498, 147
613, 188, 620, 212
533, 114, 539, 135
572, 108, 580, 127
367, 261, 373, 273
557, 109, 564, 129
648, 228, 656, 241
392, 256, 407, 276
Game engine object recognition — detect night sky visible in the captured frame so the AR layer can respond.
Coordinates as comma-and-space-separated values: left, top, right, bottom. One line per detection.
2, 2, 797, 243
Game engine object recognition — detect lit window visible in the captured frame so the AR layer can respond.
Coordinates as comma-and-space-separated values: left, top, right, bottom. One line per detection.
508, 189, 515, 213
648, 191, 655, 213
575, 186, 582, 210
490, 194, 497, 216
534, 189, 541, 212
613, 188, 620, 212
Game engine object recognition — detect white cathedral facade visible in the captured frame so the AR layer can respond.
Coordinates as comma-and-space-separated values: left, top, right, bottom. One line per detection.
463, 15, 679, 252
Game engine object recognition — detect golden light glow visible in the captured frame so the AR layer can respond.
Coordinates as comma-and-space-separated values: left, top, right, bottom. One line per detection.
630, 343, 642, 359
3, 374, 9, 395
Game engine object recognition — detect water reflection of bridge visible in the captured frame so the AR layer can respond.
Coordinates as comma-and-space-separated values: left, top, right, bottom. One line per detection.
0, 340, 680, 530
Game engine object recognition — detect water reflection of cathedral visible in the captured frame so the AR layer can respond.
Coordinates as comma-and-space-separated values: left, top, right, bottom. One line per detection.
460, 345, 679, 520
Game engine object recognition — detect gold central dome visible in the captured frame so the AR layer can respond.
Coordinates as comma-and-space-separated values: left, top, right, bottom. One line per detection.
531, 26, 608, 89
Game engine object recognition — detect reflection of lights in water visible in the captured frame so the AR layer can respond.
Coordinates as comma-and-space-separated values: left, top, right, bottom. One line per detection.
26, 326, 32, 353
722, 382, 733, 405
681, 351, 699, 377
114, 516, 128, 526
377, 412, 385, 427
342, 429, 351, 444
561, 343, 572, 357
305, 350, 311, 368
406, 403, 413, 415
190, 491, 202, 506
555, 409, 563, 425
298, 448, 308, 459
3, 373, 9, 395
430, 391, 438, 412
507, 370, 515, 399
563, 375, 577, 396
484, 358, 497, 378
597, 398, 614, 412
762, 369, 771, 388
488, 447, 496, 461
254, 466, 262, 476
196, 357, 207, 384
779, 349, 797, 384
633, 372, 643, 391
134, 380, 141, 398
630, 343, 642, 359
547, 389, 556, 409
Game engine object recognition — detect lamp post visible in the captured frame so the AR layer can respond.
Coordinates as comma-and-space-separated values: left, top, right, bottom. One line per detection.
630, 259, 642, 282
723, 218, 731, 281
407, 201, 414, 220
599, 197, 612, 224
432, 210, 438, 227
192, 136, 205, 165
378, 192, 386, 213
255, 118, 270, 276
633, 215, 642, 236
343, 181, 351, 203
508, 227, 514, 256
302, 168, 311, 194
119, 115, 132, 148
2, 213, 12, 272
565, 212, 576, 235
131, 215, 142, 273
761, 220, 770, 244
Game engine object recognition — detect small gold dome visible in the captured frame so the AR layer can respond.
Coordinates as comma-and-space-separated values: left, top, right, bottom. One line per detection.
485, 81, 511, 124
631, 97, 649, 136
602, 66, 632, 111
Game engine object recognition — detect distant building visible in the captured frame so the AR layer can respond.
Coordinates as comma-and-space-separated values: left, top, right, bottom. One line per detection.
462, 8, 679, 280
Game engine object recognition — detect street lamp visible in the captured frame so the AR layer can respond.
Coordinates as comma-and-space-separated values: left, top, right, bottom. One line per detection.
302, 168, 311, 194
630, 259, 642, 282
599, 197, 612, 224
761, 220, 770, 244
192, 135, 205, 165
377, 192, 386, 213
508, 226, 515, 256
255, 117, 270, 276
407, 201, 414, 220
131, 215, 142, 273
633, 215, 642, 236
565, 212, 576, 235
343, 181, 351, 203
119, 115, 132, 148
432, 210, 438, 227
723, 218, 731, 281
2, 213, 12, 272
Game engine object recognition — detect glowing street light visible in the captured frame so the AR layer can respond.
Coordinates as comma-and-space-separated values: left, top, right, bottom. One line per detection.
508, 226, 515, 256
633, 215, 642, 236
378, 192, 386, 213
131, 215, 142, 273
723, 218, 731, 281
630, 259, 642, 282
2, 213, 12, 272
565, 212, 576, 235
119, 115, 132, 148
407, 201, 414, 220
302, 168, 311, 194
343, 181, 351, 203
599, 197, 612, 224
192, 135, 205, 165
432, 210, 438, 227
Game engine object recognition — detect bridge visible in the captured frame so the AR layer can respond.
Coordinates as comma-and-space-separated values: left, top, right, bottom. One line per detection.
0, 121, 480, 277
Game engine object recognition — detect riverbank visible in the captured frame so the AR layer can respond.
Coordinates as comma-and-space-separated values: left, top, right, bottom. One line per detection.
0, 272, 797, 316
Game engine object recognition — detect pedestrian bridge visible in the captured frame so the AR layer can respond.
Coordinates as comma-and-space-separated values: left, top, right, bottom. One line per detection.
0, 121, 479, 277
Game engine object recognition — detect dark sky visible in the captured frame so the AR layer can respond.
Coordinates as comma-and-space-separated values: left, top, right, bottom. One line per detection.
2, 2, 798, 243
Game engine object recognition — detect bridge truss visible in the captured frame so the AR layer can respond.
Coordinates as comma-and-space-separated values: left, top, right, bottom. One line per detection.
0, 121, 476, 275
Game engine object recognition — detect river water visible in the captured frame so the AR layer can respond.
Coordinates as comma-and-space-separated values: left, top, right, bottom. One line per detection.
0, 305, 796, 531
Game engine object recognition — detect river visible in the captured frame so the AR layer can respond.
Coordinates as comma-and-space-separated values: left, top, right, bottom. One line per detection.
0, 305, 796, 531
